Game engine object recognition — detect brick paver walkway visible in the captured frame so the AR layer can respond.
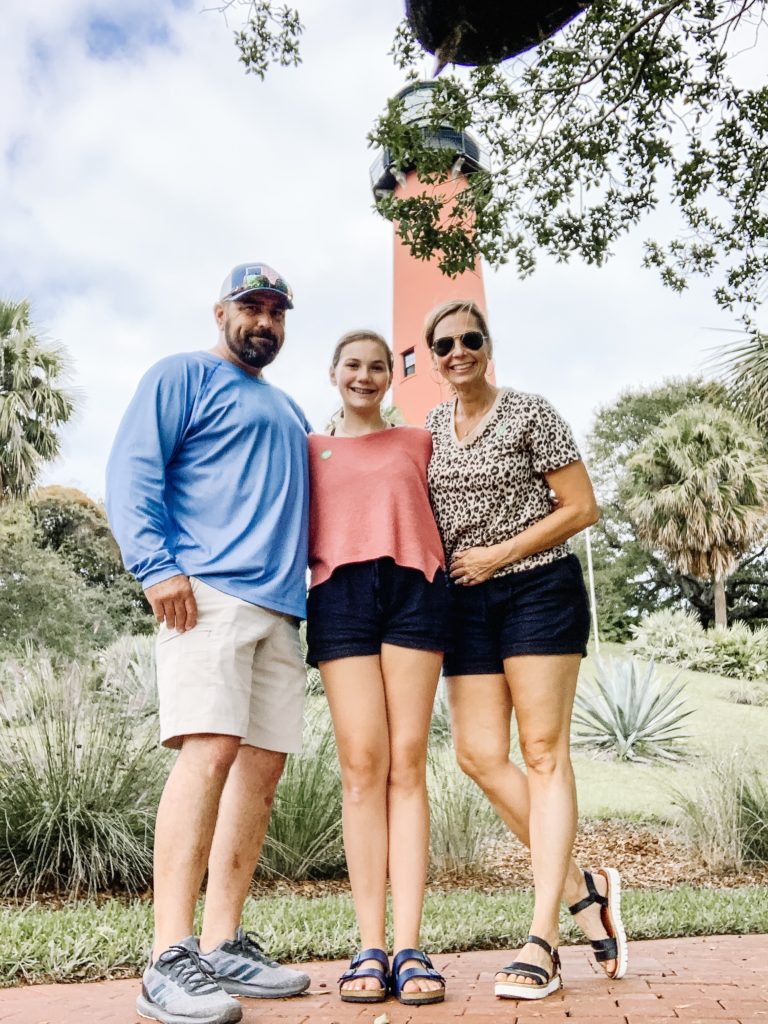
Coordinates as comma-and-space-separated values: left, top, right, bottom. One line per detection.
0, 934, 766, 1023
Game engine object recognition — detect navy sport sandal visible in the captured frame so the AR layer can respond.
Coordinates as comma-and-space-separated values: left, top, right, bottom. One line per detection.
338, 948, 389, 1003
494, 934, 562, 1000
390, 948, 446, 1005
568, 867, 628, 979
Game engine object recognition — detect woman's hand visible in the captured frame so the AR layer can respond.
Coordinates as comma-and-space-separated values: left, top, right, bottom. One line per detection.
451, 544, 509, 586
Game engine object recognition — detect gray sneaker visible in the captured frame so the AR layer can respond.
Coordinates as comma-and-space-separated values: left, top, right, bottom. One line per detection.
204, 928, 311, 998
136, 936, 243, 1024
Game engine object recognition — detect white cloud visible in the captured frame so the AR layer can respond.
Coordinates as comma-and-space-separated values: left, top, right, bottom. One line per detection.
0, 0, 762, 497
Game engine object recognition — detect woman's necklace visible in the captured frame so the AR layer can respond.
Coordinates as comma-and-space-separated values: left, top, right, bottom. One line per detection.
454, 389, 498, 441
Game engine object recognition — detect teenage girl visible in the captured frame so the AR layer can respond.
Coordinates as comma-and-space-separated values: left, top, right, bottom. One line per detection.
306, 330, 447, 1006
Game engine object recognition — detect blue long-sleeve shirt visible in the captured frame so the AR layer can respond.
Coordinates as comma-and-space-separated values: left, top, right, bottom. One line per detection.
106, 351, 311, 618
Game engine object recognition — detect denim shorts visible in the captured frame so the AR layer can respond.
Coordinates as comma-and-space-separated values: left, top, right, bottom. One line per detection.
443, 553, 591, 677
306, 558, 449, 667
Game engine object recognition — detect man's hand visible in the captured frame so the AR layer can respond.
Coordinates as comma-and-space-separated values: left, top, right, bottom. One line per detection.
145, 575, 198, 631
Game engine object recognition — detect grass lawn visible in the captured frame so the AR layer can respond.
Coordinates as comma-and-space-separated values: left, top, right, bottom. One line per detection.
2, 645, 766, 988
2, 886, 768, 986
571, 642, 768, 822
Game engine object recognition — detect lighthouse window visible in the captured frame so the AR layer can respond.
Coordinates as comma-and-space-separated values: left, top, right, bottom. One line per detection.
403, 349, 416, 378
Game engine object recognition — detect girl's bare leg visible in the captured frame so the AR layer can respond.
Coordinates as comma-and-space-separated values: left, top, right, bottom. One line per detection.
380, 643, 443, 994
321, 656, 390, 993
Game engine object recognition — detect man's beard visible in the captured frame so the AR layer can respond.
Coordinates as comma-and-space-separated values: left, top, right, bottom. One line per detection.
224, 322, 279, 369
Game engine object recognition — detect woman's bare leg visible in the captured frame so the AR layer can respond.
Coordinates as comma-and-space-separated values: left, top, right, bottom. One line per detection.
447, 672, 616, 977
497, 653, 580, 985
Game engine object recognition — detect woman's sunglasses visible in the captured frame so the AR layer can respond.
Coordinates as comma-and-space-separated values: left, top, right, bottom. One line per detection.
431, 331, 486, 358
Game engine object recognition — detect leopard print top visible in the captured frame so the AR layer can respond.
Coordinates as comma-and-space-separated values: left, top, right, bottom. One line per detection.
426, 388, 581, 577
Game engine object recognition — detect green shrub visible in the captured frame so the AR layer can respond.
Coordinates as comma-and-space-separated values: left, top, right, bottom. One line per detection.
0, 504, 121, 660
427, 746, 504, 875
629, 608, 712, 669
630, 609, 768, 680
30, 487, 154, 638
258, 706, 345, 880
0, 658, 168, 897
572, 655, 693, 761
708, 623, 768, 681
674, 751, 768, 871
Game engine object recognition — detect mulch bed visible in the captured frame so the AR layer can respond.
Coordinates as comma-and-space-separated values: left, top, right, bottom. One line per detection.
4, 822, 766, 908
244, 820, 768, 900
479, 819, 768, 890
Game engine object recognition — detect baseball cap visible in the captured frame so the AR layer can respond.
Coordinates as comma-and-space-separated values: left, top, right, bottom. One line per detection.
219, 263, 294, 308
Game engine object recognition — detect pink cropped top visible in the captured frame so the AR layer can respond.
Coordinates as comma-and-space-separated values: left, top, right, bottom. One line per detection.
308, 426, 446, 589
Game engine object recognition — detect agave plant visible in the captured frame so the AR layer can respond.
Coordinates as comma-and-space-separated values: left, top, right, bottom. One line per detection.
572, 656, 693, 762
258, 705, 345, 880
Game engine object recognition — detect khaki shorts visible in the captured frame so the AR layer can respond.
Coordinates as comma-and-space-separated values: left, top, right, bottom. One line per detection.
155, 577, 306, 753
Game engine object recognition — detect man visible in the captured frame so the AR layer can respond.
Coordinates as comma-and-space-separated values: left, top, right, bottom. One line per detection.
106, 263, 311, 1024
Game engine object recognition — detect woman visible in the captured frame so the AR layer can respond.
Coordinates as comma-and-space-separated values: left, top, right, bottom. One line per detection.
306, 329, 447, 1006
424, 300, 628, 1000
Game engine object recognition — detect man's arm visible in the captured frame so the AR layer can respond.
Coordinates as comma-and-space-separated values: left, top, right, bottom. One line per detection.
105, 358, 198, 630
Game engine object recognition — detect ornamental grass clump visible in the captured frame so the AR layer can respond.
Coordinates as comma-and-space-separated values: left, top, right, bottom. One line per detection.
674, 752, 768, 872
428, 688, 453, 747
97, 633, 158, 717
0, 657, 167, 897
427, 746, 505, 876
258, 706, 345, 880
572, 656, 693, 762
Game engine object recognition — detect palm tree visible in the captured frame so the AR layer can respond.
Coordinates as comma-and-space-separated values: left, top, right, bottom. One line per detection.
625, 404, 768, 627
711, 331, 768, 432
0, 299, 75, 501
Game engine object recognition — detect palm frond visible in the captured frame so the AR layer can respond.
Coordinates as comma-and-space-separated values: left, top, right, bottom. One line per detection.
0, 299, 75, 500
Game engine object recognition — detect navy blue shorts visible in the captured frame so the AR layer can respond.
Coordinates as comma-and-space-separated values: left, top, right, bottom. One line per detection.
306, 558, 449, 667
443, 554, 590, 676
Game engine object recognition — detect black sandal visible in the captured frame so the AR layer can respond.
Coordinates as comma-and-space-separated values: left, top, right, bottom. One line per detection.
494, 934, 562, 1000
568, 867, 628, 979
390, 948, 445, 1005
338, 948, 389, 1003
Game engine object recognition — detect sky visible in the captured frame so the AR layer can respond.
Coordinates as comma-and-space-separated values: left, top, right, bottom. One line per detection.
2, 0, 764, 500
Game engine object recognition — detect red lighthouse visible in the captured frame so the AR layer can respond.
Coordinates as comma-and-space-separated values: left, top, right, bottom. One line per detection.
371, 82, 493, 426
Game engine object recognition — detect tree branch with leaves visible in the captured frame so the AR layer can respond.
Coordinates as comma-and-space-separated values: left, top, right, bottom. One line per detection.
372, 0, 768, 328
221, 0, 768, 328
